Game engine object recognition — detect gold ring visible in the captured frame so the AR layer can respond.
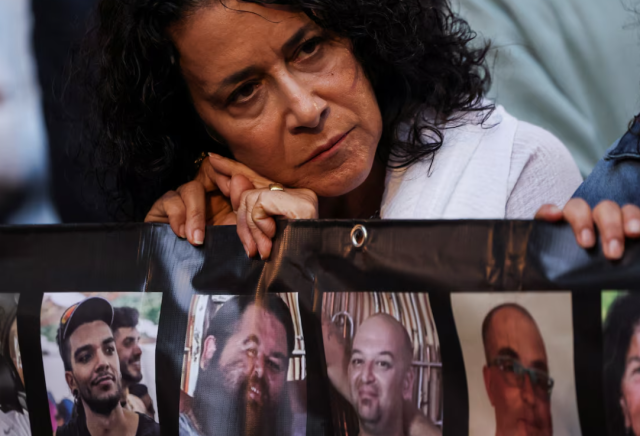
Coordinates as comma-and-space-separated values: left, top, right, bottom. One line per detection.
269, 183, 284, 191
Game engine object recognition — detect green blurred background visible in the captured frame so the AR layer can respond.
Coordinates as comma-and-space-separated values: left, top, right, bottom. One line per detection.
602, 290, 628, 323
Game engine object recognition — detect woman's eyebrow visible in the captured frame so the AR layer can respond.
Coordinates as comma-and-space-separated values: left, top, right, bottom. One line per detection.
210, 23, 316, 101
217, 66, 263, 94
280, 22, 316, 55
206, 65, 262, 104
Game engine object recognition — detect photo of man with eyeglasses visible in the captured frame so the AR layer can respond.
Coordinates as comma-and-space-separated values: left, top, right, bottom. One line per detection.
451, 293, 581, 436
481, 304, 553, 436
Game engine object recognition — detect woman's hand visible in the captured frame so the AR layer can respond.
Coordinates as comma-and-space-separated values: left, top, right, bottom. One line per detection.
144, 154, 272, 244
145, 154, 318, 259
235, 186, 318, 259
203, 154, 319, 258
535, 199, 640, 259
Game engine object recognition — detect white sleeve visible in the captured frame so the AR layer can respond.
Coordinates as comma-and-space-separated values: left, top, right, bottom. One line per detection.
505, 121, 583, 219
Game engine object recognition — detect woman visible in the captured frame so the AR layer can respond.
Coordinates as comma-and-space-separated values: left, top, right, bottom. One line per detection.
604, 293, 640, 436
84, 0, 640, 260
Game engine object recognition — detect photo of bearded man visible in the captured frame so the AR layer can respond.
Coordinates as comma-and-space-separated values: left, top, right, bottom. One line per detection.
180, 294, 306, 436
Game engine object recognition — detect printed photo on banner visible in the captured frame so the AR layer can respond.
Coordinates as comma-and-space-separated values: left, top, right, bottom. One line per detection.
321, 292, 442, 436
40, 292, 161, 436
451, 292, 580, 436
180, 293, 306, 436
602, 291, 640, 436
0, 294, 30, 435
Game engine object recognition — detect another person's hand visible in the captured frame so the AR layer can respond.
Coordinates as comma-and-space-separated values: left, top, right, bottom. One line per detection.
145, 154, 318, 259
535, 199, 640, 260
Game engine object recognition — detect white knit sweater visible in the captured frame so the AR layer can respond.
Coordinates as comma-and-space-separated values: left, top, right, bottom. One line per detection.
381, 105, 583, 219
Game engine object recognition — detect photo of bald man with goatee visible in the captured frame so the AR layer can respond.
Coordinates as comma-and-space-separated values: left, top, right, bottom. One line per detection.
324, 313, 441, 436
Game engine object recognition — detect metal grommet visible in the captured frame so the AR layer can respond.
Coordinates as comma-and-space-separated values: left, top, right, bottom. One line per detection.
350, 224, 368, 248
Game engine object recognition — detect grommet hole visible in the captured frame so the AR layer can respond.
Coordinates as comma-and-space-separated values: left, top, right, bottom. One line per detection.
350, 224, 368, 248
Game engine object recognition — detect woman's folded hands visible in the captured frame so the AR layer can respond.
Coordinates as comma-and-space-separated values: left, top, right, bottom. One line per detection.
145, 153, 317, 259
145, 154, 640, 261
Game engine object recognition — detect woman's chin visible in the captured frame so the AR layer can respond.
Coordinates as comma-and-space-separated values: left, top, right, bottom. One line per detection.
308, 173, 371, 198
289, 153, 377, 197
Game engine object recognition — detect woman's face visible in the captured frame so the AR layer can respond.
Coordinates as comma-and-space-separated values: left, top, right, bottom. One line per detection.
170, 1, 382, 197
621, 327, 640, 435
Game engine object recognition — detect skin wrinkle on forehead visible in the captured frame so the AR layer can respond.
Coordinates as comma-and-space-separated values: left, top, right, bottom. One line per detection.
173, 9, 308, 95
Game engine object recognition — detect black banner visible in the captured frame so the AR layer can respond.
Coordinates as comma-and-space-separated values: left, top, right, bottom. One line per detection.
0, 221, 639, 436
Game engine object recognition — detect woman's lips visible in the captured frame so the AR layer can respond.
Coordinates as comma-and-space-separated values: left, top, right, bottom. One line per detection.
304, 128, 354, 165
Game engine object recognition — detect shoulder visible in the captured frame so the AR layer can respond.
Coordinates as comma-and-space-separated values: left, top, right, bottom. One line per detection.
508, 120, 583, 185
0, 411, 31, 436
573, 121, 640, 208
136, 412, 160, 436
127, 394, 148, 415
511, 121, 577, 164
55, 421, 75, 436
505, 121, 583, 218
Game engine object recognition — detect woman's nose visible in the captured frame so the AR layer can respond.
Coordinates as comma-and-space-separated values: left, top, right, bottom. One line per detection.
280, 74, 328, 131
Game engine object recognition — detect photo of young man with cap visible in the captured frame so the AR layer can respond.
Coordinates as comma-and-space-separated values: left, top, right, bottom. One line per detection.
55, 297, 159, 436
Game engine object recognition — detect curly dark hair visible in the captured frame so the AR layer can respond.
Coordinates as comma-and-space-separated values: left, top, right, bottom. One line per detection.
603, 292, 640, 436
80, 0, 493, 220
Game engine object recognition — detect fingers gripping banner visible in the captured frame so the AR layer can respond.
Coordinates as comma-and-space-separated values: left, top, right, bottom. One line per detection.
0, 220, 639, 436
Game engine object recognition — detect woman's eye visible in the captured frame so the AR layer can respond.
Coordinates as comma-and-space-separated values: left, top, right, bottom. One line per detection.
229, 82, 259, 104
247, 348, 258, 357
351, 358, 362, 366
296, 37, 323, 61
